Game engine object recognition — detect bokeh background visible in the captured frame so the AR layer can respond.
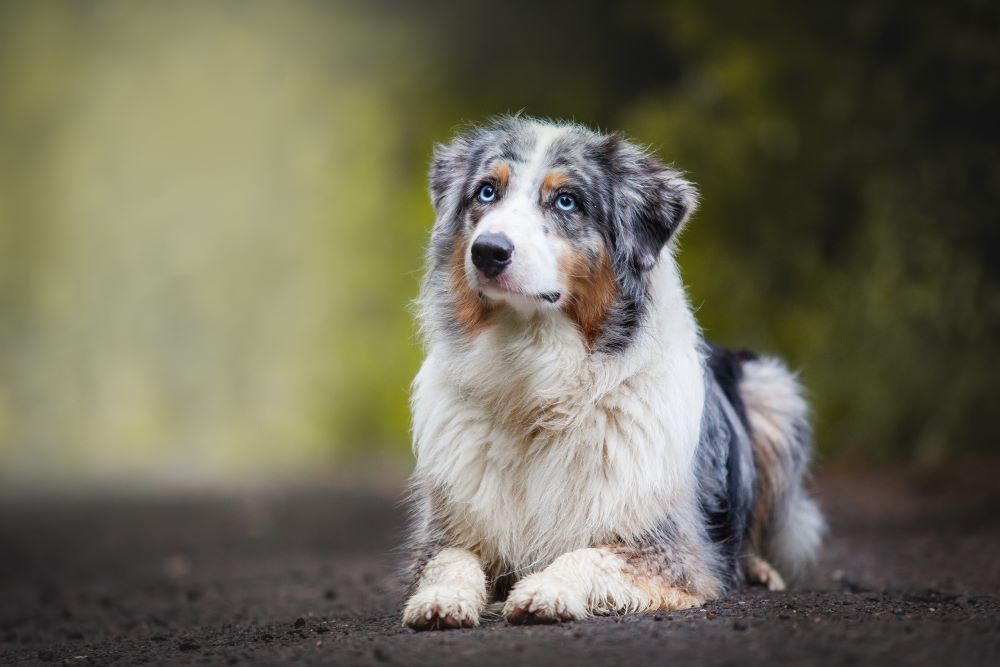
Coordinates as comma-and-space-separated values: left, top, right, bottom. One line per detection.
0, 0, 997, 488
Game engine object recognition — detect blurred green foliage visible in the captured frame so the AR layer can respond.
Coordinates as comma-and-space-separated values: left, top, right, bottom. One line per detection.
0, 0, 996, 482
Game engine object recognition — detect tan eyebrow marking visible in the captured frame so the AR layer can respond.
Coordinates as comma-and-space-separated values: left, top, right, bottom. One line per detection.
490, 162, 511, 188
541, 171, 569, 198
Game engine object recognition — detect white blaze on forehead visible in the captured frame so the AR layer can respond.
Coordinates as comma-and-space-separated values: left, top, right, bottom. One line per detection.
470, 123, 568, 308
514, 123, 567, 197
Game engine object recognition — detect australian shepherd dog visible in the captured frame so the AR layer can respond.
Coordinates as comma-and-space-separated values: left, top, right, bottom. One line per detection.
402, 116, 823, 629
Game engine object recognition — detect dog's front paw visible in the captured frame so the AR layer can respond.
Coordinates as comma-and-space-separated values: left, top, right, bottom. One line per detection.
403, 586, 483, 631
503, 575, 588, 624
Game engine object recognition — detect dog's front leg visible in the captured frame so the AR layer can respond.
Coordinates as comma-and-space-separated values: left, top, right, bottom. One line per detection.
503, 542, 719, 624
402, 548, 487, 630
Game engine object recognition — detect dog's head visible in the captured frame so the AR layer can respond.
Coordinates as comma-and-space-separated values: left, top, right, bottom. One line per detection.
426, 116, 697, 351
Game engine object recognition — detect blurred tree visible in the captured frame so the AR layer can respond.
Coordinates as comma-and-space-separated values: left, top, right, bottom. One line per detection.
0, 0, 996, 483
618, 0, 1000, 460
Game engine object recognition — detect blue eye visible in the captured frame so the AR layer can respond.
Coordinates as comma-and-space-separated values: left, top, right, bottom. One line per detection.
477, 183, 497, 203
555, 193, 577, 212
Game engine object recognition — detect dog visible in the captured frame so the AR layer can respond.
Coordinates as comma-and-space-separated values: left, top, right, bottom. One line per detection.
402, 116, 823, 630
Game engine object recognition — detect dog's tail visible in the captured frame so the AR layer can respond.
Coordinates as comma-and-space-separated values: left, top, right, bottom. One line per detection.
739, 356, 824, 581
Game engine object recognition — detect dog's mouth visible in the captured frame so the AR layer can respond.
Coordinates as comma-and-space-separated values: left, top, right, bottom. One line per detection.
476, 275, 561, 305
479, 287, 562, 304
538, 291, 561, 303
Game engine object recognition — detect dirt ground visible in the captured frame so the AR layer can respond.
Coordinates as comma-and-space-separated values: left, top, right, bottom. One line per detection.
1, 465, 998, 666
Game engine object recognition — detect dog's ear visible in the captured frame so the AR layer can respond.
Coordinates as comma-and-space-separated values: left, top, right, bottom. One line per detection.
604, 134, 699, 273
429, 136, 473, 227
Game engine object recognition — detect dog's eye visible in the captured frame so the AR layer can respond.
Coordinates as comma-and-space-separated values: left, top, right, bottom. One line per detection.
477, 184, 497, 203
555, 193, 577, 212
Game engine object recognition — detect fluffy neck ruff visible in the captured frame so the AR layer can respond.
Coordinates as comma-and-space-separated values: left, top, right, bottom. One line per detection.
412, 251, 707, 576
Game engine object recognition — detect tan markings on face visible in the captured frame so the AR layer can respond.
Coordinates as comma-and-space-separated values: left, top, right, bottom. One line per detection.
540, 170, 568, 199
559, 243, 618, 348
491, 162, 511, 189
450, 237, 503, 337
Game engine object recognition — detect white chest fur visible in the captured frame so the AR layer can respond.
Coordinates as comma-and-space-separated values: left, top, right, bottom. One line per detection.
412, 257, 705, 577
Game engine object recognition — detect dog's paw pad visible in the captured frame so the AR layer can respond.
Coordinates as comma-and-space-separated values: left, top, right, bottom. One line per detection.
503, 579, 586, 624
403, 587, 482, 631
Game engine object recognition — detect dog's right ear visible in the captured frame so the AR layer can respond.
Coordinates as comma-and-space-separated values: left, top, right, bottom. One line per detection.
429, 138, 469, 226
426, 135, 479, 268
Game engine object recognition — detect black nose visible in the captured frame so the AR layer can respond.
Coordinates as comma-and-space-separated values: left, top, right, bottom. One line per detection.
471, 233, 514, 278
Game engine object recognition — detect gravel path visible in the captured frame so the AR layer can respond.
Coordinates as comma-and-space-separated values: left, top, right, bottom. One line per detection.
1, 466, 997, 665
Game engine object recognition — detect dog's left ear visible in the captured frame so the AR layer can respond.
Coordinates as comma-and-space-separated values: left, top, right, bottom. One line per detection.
604, 135, 699, 273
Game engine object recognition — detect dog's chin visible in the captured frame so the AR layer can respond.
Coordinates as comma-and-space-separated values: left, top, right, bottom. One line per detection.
477, 281, 563, 312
